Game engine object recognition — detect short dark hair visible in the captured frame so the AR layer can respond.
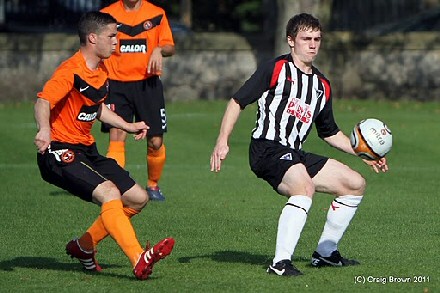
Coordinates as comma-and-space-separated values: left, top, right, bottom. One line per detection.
78, 11, 117, 45
286, 13, 322, 39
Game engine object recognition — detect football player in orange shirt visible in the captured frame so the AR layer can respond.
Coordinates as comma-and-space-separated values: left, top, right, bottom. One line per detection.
101, 0, 175, 201
34, 11, 174, 280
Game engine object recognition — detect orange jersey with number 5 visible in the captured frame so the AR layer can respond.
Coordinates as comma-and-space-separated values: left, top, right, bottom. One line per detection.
101, 0, 174, 81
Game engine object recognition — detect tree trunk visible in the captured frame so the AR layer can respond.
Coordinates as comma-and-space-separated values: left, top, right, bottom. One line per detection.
180, 0, 192, 28
0, 0, 4, 29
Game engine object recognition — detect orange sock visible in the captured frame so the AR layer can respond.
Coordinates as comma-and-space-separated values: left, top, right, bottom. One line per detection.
80, 207, 140, 249
100, 200, 143, 266
123, 207, 140, 218
147, 144, 166, 187
107, 141, 126, 168
83, 218, 107, 249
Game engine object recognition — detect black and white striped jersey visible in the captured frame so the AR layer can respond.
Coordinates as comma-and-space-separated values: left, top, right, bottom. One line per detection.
233, 54, 340, 150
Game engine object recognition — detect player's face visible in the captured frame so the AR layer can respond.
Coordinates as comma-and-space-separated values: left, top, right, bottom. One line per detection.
288, 28, 322, 65
95, 23, 118, 59
123, 0, 142, 8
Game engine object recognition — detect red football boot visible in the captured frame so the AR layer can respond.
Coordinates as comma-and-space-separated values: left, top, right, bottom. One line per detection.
66, 238, 102, 272
133, 237, 175, 280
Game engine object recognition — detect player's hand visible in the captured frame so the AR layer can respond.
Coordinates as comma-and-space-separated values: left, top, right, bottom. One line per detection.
147, 47, 163, 75
363, 157, 388, 173
125, 121, 149, 141
210, 143, 229, 172
34, 129, 51, 154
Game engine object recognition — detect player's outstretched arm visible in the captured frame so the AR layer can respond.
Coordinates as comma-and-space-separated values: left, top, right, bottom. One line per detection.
210, 99, 242, 172
98, 104, 149, 140
323, 131, 357, 155
323, 131, 389, 173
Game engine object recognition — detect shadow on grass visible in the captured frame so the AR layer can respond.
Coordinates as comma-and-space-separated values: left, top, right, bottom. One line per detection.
178, 250, 311, 269
0, 256, 134, 280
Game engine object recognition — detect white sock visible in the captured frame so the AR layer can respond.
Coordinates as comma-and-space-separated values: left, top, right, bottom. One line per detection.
316, 195, 363, 257
272, 195, 312, 265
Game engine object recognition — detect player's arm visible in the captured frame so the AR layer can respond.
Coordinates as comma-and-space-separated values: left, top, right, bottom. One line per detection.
98, 104, 149, 140
34, 98, 51, 154
154, 14, 176, 58
210, 98, 242, 172
210, 59, 273, 172
159, 44, 175, 57
323, 131, 356, 155
323, 131, 388, 173
147, 44, 175, 74
34, 66, 72, 154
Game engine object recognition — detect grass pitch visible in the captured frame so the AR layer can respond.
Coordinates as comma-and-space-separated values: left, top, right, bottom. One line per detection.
0, 99, 438, 292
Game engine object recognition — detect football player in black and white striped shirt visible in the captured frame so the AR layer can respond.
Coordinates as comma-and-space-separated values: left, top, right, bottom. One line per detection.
210, 13, 388, 276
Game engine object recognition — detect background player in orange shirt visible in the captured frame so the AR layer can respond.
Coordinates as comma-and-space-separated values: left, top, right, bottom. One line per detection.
34, 11, 174, 280
101, 0, 175, 201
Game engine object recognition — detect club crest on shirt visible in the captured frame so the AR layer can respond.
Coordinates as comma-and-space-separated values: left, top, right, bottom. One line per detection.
143, 20, 153, 31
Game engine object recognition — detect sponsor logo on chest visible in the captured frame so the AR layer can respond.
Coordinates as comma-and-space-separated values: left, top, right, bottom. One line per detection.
119, 39, 147, 54
286, 97, 312, 123
77, 104, 99, 122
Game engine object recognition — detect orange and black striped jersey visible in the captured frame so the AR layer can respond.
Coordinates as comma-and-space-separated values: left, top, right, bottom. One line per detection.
101, 0, 174, 81
37, 51, 109, 146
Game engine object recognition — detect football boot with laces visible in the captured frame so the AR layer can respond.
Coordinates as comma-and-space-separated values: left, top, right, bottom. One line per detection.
133, 237, 175, 280
311, 250, 360, 267
267, 259, 303, 276
66, 238, 102, 272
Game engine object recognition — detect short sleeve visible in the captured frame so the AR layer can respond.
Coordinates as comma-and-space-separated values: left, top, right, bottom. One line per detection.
315, 95, 340, 138
232, 60, 274, 109
37, 68, 74, 109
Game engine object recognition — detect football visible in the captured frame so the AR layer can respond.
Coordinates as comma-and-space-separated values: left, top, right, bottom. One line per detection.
349, 118, 392, 160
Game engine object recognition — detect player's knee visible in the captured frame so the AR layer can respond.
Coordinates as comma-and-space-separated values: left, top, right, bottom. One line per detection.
134, 190, 149, 210
278, 181, 315, 197
349, 173, 366, 195
122, 184, 149, 210
148, 136, 163, 150
303, 183, 316, 197
93, 181, 122, 204
110, 128, 127, 141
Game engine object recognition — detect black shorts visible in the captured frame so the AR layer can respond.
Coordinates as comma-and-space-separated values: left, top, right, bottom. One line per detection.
101, 77, 167, 136
249, 139, 328, 191
37, 141, 136, 202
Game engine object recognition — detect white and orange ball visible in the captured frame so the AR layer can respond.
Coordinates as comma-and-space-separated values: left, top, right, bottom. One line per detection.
350, 118, 392, 160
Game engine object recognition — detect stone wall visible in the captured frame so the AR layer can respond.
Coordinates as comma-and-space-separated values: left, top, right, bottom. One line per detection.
319, 32, 440, 101
0, 31, 439, 102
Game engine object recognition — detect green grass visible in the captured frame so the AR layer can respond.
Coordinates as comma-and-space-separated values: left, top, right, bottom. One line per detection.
0, 99, 438, 292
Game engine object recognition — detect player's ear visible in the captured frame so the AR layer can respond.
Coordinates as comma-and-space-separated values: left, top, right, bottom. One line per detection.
287, 36, 294, 48
88, 33, 97, 45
